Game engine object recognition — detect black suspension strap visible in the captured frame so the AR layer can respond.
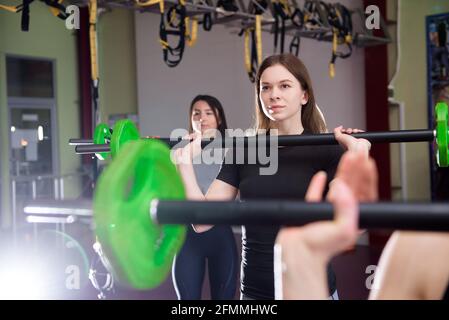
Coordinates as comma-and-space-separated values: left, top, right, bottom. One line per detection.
327, 3, 353, 78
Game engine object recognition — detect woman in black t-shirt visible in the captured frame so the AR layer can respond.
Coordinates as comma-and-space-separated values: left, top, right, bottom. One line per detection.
173, 53, 370, 300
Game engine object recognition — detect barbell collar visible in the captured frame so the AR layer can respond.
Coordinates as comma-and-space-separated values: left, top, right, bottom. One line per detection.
69, 138, 94, 145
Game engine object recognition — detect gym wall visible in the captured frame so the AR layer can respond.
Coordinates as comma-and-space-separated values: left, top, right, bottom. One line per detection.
0, 7, 137, 228
96, 8, 137, 123
388, 0, 449, 201
135, 0, 367, 137
0, 4, 80, 228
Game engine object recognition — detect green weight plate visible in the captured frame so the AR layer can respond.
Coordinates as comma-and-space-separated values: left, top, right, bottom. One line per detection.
436, 102, 449, 168
94, 139, 186, 289
109, 120, 140, 158
93, 123, 112, 160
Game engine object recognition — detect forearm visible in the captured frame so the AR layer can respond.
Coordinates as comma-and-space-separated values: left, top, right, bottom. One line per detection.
282, 257, 329, 300
177, 162, 214, 233
177, 162, 205, 201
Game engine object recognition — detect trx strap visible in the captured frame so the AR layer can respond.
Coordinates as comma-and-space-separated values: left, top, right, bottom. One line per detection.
289, 7, 304, 56
272, 0, 290, 54
89, 0, 98, 84
243, 28, 256, 82
241, 9, 262, 83
271, 0, 303, 56
327, 3, 352, 78
137, 0, 193, 67
290, 34, 300, 56
21, 0, 31, 31
303, 0, 329, 39
185, 16, 198, 47
88, 0, 100, 182
161, 1, 186, 67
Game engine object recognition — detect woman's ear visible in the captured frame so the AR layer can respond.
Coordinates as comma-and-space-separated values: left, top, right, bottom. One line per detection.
301, 91, 309, 106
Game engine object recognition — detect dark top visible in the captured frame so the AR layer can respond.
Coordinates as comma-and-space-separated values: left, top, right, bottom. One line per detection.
444, 282, 449, 300
216, 141, 344, 299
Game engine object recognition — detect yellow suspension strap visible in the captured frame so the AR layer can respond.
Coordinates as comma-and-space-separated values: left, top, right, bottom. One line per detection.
89, 0, 98, 85
88, 0, 101, 180
185, 16, 198, 47
255, 14, 262, 66
177, 0, 197, 48
327, 3, 353, 78
244, 28, 252, 81
88, 0, 102, 156
329, 30, 338, 78
242, 13, 262, 83
135, 0, 164, 11
0, 2, 21, 12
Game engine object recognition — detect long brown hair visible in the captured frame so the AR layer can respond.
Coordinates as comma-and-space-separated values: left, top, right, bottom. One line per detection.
254, 54, 326, 134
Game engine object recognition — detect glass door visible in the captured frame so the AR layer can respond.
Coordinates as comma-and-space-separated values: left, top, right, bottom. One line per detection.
6, 55, 59, 230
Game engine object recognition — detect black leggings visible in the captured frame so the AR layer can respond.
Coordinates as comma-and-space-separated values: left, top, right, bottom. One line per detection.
172, 225, 239, 300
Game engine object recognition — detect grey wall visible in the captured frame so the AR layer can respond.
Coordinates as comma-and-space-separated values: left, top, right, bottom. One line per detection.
135, 0, 366, 136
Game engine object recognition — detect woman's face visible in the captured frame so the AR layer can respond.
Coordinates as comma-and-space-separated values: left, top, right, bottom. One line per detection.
259, 64, 308, 122
191, 100, 219, 135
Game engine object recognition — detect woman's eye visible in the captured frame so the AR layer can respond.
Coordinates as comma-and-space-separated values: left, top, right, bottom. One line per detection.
261, 86, 269, 91
281, 84, 290, 89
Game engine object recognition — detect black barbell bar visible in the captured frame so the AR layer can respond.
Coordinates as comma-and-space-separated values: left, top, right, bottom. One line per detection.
22, 198, 449, 232
73, 129, 436, 154
151, 200, 449, 232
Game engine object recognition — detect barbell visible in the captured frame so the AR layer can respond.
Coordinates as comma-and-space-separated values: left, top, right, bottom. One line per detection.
32, 136, 449, 290
70, 102, 449, 167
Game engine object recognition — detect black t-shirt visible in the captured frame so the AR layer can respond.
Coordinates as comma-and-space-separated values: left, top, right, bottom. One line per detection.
216, 142, 344, 299
444, 282, 449, 300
